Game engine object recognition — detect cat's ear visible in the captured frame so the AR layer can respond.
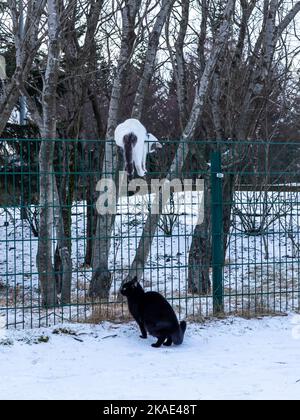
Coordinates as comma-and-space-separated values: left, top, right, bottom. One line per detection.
148, 134, 162, 153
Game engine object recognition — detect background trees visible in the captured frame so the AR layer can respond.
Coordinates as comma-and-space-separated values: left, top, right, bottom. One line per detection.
1, 0, 300, 305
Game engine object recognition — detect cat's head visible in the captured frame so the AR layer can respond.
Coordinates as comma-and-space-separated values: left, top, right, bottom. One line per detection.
147, 133, 162, 153
120, 277, 143, 297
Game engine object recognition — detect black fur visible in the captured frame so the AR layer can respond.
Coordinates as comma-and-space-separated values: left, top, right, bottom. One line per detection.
123, 133, 137, 178
120, 278, 187, 348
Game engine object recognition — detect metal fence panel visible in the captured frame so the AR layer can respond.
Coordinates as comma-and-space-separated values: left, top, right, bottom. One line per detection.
0, 138, 299, 328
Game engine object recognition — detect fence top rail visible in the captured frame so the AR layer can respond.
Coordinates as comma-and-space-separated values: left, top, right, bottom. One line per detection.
0, 138, 300, 146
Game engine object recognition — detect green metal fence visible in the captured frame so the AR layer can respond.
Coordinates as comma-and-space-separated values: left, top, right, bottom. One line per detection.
0, 138, 300, 328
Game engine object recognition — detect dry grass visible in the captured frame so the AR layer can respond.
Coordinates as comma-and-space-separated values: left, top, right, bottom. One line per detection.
82, 302, 133, 324
0, 284, 25, 307
227, 302, 288, 319
228, 311, 288, 320
185, 314, 207, 323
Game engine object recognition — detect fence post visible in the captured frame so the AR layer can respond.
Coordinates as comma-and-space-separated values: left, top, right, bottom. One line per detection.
211, 151, 224, 314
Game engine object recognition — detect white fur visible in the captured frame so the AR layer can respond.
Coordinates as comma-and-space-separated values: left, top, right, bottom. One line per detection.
115, 119, 161, 177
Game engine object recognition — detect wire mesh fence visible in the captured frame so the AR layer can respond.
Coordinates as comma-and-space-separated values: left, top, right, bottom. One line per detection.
0, 138, 300, 329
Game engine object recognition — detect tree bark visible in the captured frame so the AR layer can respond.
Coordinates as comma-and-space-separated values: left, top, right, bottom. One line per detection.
0, 0, 46, 135
37, 0, 63, 307
166, 0, 189, 129
188, 175, 211, 294
37, 142, 57, 307
131, 0, 175, 120
222, 173, 235, 258
53, 173, 72, 304
90, 0, 141, 298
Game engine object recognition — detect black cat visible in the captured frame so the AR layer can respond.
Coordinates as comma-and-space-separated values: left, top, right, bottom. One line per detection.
120, 278, 187, 348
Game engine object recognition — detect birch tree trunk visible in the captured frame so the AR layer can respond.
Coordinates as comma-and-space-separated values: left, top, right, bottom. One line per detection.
0, 0, 46, 135
37, 0, 65, 307
37, 141, 57, 307
166, 0, 190, 129
123, 0, 236, 286
90, 0, 141, 298
0, 82, 20, 134
131, 0, 175, 120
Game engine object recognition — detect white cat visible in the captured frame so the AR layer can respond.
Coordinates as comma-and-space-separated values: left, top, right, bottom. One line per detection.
115, 119, 162, 177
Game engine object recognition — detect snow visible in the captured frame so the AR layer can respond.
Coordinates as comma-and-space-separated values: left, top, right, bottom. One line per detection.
1, 315, 300, 400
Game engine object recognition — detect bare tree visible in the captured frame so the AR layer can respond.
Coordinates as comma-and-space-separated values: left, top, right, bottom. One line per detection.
235, 0, 300, 140
0, 0, 46, 135
219, 0, 300, 263
90, 0, 142, 298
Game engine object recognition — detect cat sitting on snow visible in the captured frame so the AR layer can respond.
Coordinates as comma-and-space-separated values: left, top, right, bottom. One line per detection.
115, 119, 162, 178
121, 278, 187, 348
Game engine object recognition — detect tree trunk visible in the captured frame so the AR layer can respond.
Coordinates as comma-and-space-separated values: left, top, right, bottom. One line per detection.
37, 0, 63, 307
54, 142, 74, 303
90, 0, 141, 298
36, 141, 57, 307
222, 173, 235, 258
166, 0, 190, 129
83, 127, 105, 267
131, 0, 175, 120
84, 180, 97, 267
0, 81, 20, 135
53, 174, 72, 304
0, 0, 46, 135
188, 175, 211, 294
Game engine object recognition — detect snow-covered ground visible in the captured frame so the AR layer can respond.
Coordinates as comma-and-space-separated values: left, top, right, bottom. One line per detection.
0, 315, 300, 400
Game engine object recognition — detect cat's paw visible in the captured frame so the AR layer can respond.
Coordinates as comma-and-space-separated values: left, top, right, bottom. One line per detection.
163, 339, 172, 347
136, 169, 147, 177
151, 343, 161, 348
140, 334, 147, 339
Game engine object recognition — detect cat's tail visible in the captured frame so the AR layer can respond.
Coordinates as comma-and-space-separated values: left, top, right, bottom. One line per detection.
180, 320, 187, 335
172, 320, 187, 345
123, 133, 138, 178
